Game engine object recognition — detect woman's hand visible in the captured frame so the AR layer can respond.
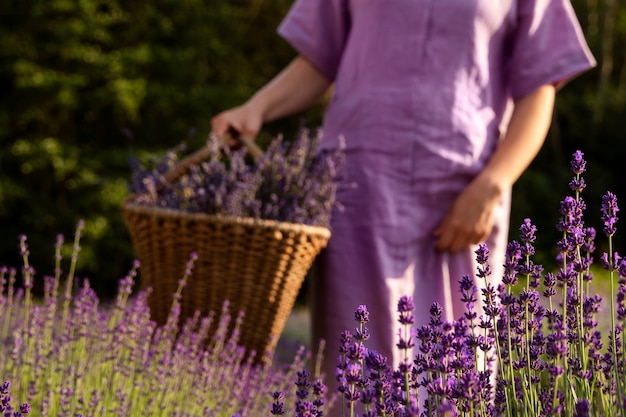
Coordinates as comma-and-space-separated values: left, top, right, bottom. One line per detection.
210, 55, 331, 147
210, 103, 264, 147
433, 84, 556, 252
433, 174, 503, 252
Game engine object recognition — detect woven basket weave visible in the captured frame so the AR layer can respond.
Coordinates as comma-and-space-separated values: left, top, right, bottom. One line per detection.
121, 141, 331, 363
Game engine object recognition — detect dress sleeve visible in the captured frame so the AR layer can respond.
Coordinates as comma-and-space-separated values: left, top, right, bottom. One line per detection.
277, 0, 351, 82
507, 0, 596, 101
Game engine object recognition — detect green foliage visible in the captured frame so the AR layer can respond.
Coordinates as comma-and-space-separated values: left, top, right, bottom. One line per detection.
511, 0, 626, 269
0, 0, 623, 298
0, 0, 324, 298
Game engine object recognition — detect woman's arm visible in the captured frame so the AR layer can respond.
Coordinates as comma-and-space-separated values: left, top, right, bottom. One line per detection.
434, 84, 556, 252
211, 55, 332, 141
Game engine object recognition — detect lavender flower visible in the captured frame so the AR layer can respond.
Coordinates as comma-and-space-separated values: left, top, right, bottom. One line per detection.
1, 230, 328, 417
570, 150, 586, 175
569, 151, 587, 193
129, 130, 346, 227
397, 296, 415, 326
271, 392, 285, 416
601, 191, 619, 237
5, 147, 626, 417
0, 381, 30, 416
20, 402, 31, 414
354, 305, 370, 324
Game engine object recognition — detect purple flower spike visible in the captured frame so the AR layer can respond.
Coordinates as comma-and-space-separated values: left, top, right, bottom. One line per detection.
569, 151, 587, 192
573, 398, 590, 417
475, 244, 489, 265
429, 303, 443, 327
558, 196, 585, 232
271, 392, 285, 416
397, 295, 414, 313
18, 235, 29, 257
296, 370, 311, 400
519, 218, 537, 243
601, 252, 621, 271
569, 177, 586, 193
295, 400, 318, 417
312, 380, 327, 397
354, 326, 370, 343
601, 191, 619, 237
55, 234, 64, 250
503, 241, 522, 286
311, 380, 326, 415
354, 305, 369, 324
396, 326, 416, 350
20, 402, 31, 414
543, 272, 557, 297
397, 296, 415, 325
570, 150, 586, 175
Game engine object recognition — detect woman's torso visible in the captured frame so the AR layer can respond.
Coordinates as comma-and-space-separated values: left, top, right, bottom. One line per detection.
322, 0, 518, 180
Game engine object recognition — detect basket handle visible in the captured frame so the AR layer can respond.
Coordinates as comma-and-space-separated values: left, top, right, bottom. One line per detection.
160, 132, 263, 186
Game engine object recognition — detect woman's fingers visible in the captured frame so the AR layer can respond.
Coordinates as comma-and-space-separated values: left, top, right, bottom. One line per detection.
434, 181, 499, 252
210, 106, 262, 147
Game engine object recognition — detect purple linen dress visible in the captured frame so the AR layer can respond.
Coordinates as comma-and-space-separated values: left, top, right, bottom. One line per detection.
278, 0, 595, 399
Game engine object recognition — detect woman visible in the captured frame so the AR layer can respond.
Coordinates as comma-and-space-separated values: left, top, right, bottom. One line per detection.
211, 0, 595, 411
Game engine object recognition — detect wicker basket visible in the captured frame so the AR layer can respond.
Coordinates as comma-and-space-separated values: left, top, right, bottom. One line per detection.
121, 140, 331, 363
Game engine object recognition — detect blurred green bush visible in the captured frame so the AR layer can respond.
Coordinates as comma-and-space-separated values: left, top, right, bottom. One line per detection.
0, 0, 624, 299
0, 0, 324, 298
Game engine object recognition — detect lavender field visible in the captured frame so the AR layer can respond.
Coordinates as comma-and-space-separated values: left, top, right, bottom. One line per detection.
3, 150, 626, 416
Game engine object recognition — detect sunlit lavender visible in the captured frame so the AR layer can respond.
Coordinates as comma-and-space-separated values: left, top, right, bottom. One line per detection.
1, 380, 30, 416
277, 150, 625, 417
0, 223, 328, 417
3, 150, 626, 417
129, 129, 346, 227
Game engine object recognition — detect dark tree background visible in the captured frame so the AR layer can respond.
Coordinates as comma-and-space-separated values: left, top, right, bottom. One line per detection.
0, 0, 624, 299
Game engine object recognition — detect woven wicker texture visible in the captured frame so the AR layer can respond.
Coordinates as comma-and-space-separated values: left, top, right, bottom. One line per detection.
121, 199, 331, 363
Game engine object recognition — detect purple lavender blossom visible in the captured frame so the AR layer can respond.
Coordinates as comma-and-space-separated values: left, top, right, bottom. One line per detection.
397, 296, 415, 325
520, 218, 537, 243
601, 191, 619, 237
9, 148, 626, 417
569, 150, 587, 193
3, 232, 330, 417
354, 326, 371, 343
570, 150, 586, 175
573, 398, 590, 417
129, 130, 346, 227
475, 244, 490, 270
459, 275, 478, 322
296, 370, 312, 400
354, 305, 369, 324
601, 251, 622, 271
558, 196, 586, 236
18, 235, 29, 258
502, 241, 522, 286
311, 379, 327, 415
295, 400, 318, 417
271, 391, 285, 415
617, 263, 626, 321
0, 381, 30, 417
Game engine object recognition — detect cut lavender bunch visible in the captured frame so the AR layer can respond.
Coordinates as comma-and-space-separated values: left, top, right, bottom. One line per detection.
128, 129, 346, 228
